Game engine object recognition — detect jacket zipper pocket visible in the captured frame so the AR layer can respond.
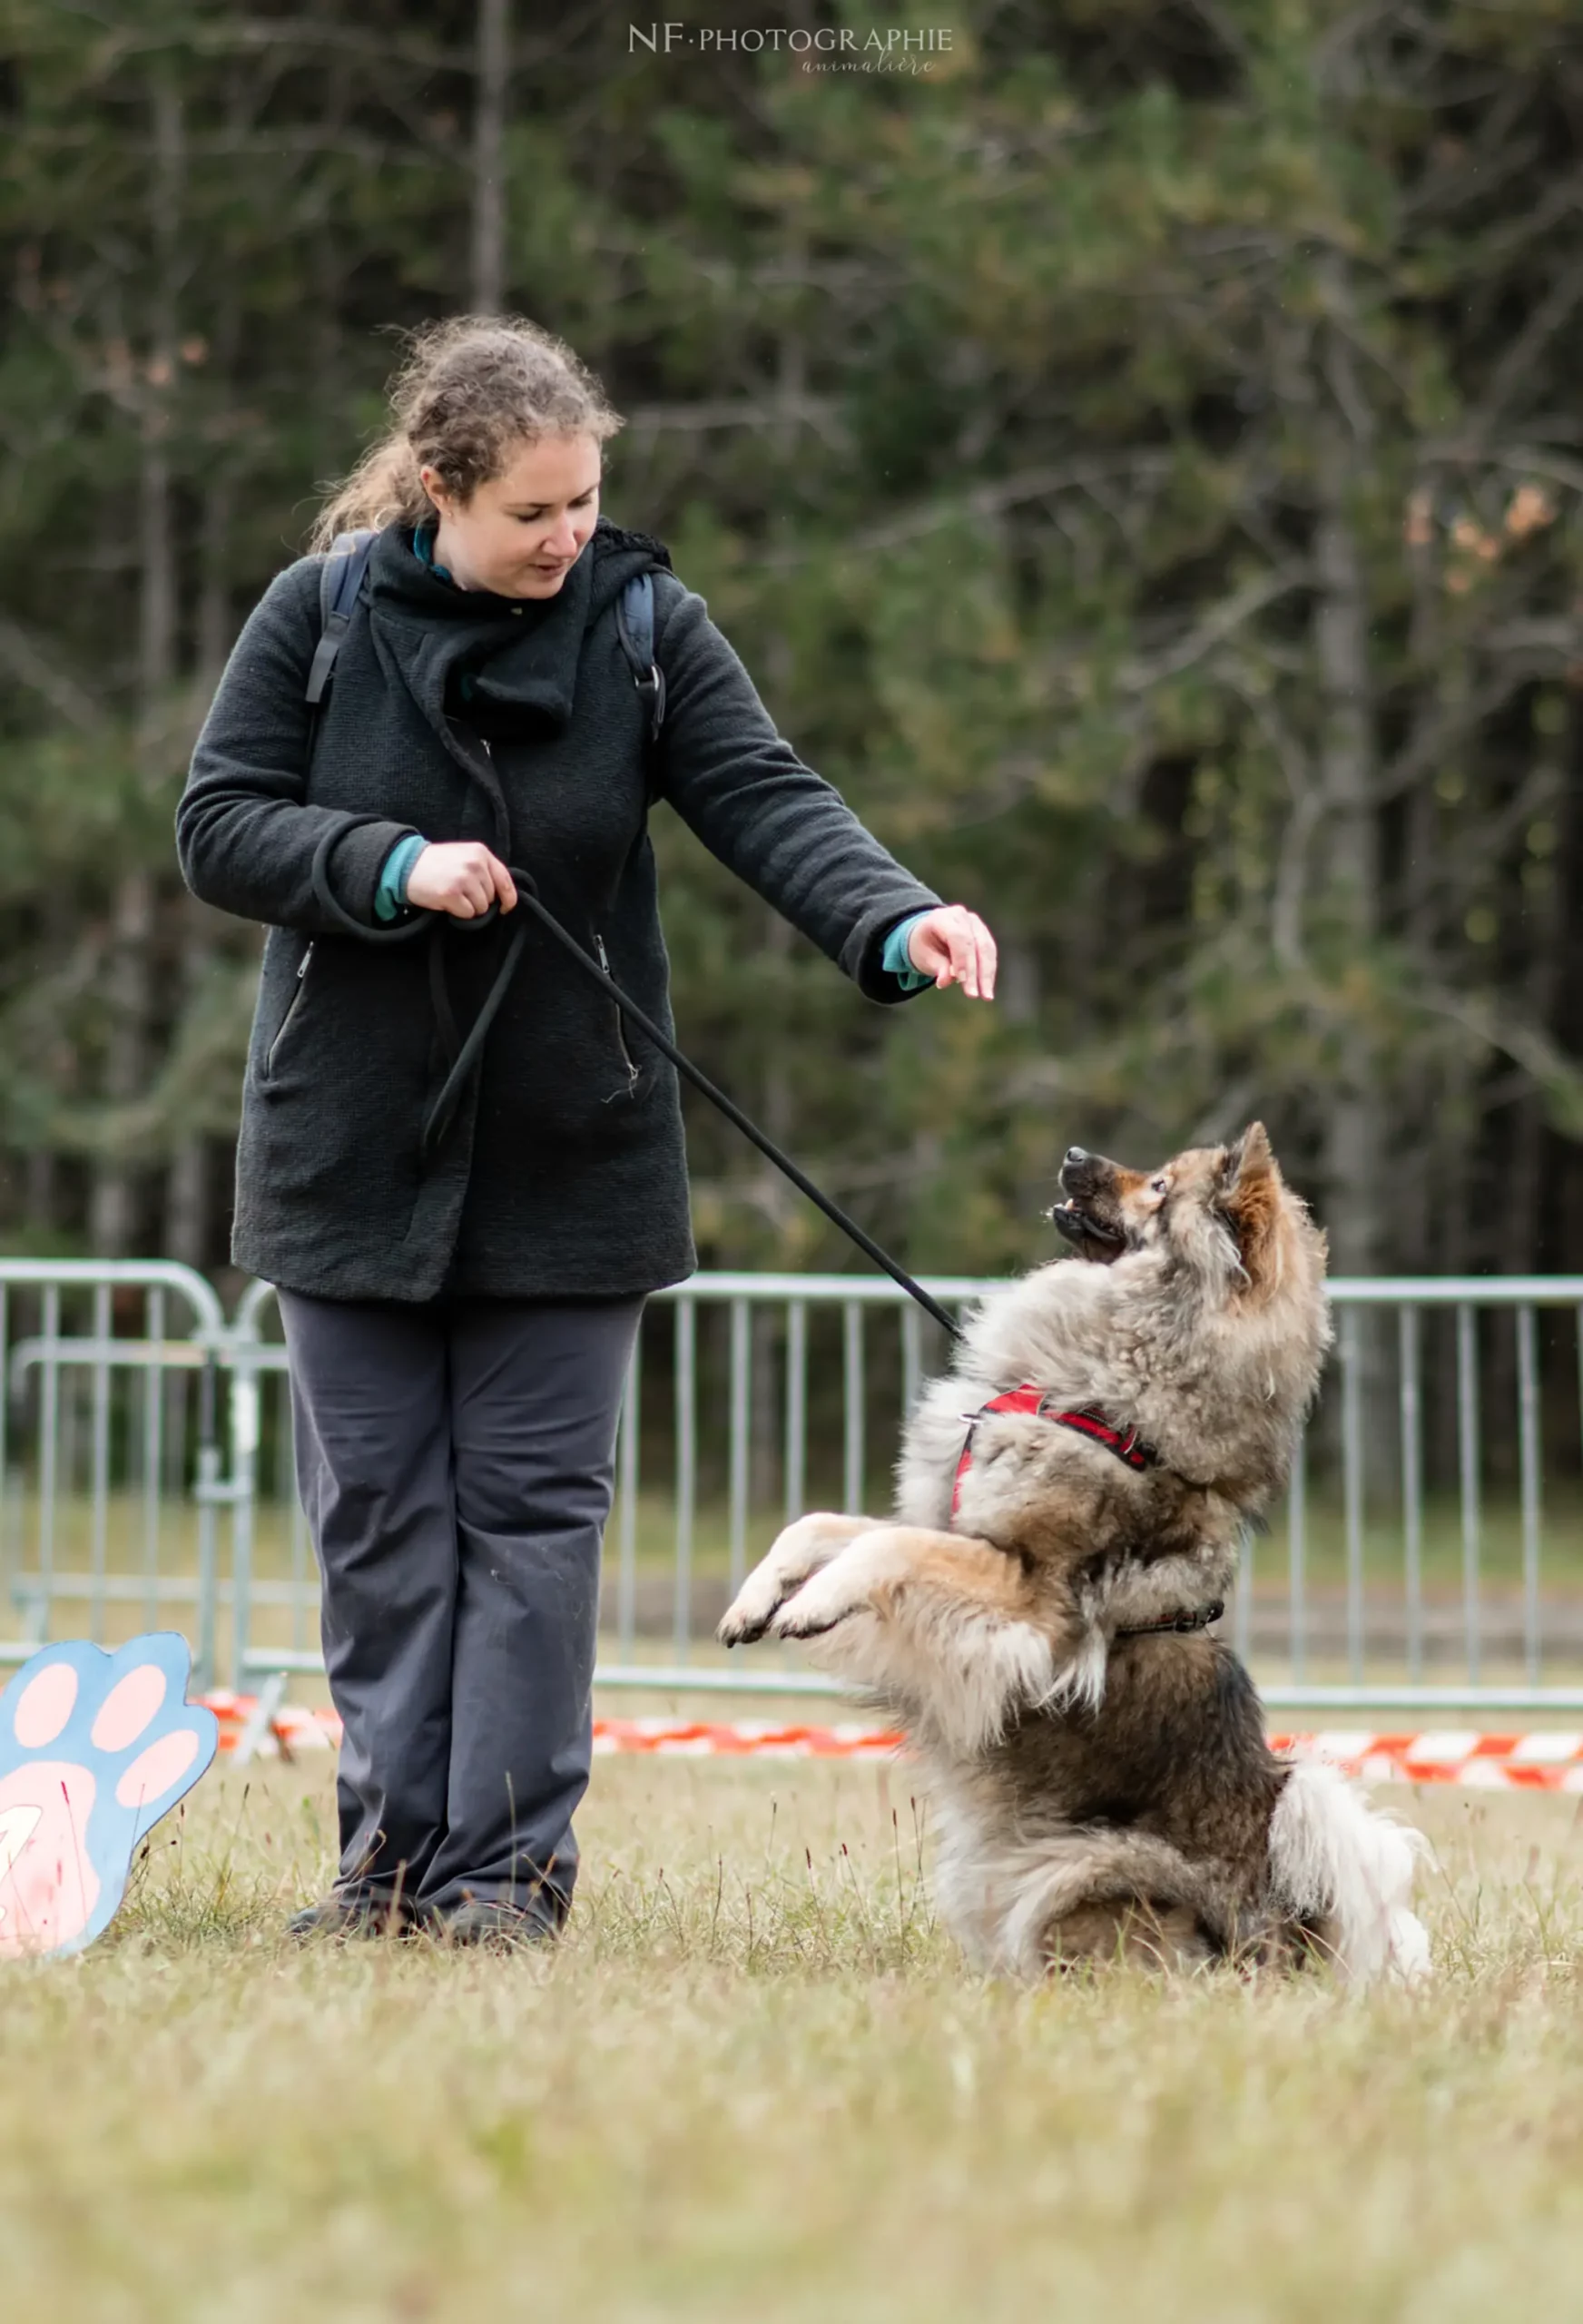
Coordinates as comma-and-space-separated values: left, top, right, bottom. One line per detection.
595, 932, 640, 1095
266, 940, 315, 1076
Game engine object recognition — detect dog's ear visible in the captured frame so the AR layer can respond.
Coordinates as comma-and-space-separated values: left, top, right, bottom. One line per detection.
1218, 1122, 1280, 1285
1221, 1121, 1273, 1189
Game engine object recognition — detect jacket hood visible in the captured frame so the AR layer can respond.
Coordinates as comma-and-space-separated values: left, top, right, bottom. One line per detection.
364, 514, 674, 740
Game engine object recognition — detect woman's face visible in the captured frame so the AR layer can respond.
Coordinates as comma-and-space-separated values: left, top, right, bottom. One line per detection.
419, 431, 602, 599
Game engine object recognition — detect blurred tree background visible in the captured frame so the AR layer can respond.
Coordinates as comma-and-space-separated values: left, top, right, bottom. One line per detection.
3, 0, 1583, 1297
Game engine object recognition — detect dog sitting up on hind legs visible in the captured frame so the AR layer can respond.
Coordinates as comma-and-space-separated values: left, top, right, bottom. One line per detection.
720, 1124, 1431, 1985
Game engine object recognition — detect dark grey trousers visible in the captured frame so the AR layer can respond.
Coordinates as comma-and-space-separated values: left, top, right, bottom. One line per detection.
275, 1288, 644, 1926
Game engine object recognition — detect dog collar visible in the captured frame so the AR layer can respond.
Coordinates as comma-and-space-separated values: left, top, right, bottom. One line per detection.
950, 1383, 1158, 1520
1115, 1599, 1224, 1640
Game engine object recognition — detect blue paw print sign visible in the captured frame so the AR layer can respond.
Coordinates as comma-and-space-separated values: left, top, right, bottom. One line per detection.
0, 1635, 218, 1960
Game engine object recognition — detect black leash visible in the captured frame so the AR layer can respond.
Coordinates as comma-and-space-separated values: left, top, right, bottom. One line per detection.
516, 879, 964, 1340
308, 832, 963, 1340
473, 891, 1232, 1643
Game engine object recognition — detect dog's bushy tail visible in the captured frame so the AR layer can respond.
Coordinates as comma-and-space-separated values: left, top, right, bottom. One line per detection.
1268, 1758, 1431, 1985
936, 1821, 1220, 1978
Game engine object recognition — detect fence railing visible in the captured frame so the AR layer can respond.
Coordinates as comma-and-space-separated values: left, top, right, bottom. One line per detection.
5, 1261, 1583, 1712
0, 1261, 231, 1685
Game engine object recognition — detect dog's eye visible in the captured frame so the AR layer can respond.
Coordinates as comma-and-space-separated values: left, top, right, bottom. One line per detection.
1150, 1177, 1169, 1196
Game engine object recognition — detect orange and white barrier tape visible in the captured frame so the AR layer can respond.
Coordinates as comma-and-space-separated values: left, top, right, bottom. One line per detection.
1271, 1731, 1583, 1791
203, 1689, 340, 1755
199, 1697, 1583, 1788
591, 1716, 901, 1759
201, 1696, 903, 1761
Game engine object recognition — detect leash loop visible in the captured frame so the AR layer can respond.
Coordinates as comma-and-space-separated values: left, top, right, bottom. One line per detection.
418, 905, 532, 1167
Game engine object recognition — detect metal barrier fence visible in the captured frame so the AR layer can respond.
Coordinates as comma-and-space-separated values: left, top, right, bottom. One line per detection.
5, 1262, 1583, 1712
0, 1260, 231, 1684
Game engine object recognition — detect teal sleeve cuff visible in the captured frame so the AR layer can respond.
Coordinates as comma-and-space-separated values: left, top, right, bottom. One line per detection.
374, 833, 428, 923
880, 911, 933, 992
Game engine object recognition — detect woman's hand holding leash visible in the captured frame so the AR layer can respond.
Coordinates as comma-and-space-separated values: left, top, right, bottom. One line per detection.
408, 842, 517, 920
906, 905, 998, 999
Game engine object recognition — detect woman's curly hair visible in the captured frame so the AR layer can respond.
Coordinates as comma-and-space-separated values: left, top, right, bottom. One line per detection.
309, 314, 624, 550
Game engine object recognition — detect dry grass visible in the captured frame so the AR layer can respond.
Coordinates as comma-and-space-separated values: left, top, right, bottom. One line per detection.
1, 1751, 1581, 2323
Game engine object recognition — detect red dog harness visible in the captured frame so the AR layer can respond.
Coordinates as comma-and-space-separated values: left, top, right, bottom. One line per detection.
950, 1383, 1157, 1520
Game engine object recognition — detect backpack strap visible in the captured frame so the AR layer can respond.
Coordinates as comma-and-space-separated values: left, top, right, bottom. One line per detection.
615, 570, 666, 743
305, 527, 379, 706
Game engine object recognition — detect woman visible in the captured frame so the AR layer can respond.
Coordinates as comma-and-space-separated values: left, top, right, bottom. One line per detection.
177, 316, 997, 1947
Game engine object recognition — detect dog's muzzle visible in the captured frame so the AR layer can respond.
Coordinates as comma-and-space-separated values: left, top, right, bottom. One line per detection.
1049, 1146, 1127, 1251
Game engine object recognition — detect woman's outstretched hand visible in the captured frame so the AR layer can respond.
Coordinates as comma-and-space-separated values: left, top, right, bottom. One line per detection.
906, 905, 998, 1000
407, 842, 517, 919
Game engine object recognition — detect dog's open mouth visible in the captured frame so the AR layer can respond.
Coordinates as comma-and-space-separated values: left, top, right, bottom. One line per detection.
1048, 1199, 1128, 1257
1049, 1199, 1126, 1245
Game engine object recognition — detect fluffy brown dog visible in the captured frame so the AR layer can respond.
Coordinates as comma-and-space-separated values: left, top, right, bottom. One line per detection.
720, 1126, 1429, 1983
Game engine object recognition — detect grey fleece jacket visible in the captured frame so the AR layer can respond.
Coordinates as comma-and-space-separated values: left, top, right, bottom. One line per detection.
174, 515, 940, 1303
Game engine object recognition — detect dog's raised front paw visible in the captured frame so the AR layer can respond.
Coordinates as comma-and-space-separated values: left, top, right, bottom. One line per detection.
765, 1537, 894, 1642
767, 1592, 860, 1644
717, 1577, 781, 1649
717, 1512, 873, 1647
766, 1596, 859, 1643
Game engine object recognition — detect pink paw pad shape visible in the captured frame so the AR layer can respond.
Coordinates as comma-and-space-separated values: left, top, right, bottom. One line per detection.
0, 1634, 218, 1960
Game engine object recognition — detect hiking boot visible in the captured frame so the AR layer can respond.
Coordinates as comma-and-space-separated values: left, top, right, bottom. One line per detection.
287, 1895, 410, 1942
420, 1898, 557, 1952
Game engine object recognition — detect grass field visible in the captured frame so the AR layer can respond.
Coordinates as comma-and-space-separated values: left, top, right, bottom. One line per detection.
3, 1748, 1582, 2322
